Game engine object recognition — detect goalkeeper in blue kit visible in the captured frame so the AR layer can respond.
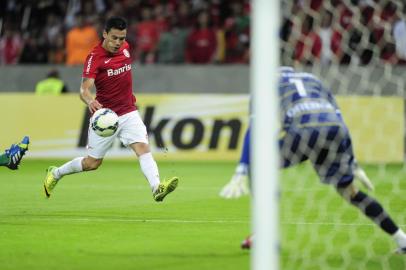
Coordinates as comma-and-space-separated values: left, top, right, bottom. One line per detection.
220, 67, 406, 253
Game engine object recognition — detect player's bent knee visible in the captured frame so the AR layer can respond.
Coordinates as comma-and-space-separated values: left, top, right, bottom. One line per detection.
83, 157, 103, 171
130, 142, 150, 156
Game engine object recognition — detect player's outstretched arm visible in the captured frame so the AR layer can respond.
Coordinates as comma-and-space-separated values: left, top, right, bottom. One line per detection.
219, 163, 250, 199
80, 77, 102, 113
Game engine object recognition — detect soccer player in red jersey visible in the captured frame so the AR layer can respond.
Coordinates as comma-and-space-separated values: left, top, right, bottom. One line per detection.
43, 17, 178, 202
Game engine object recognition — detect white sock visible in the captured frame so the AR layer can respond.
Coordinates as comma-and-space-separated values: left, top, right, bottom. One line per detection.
139, 152, 160, 192
393, 229, 406, 248
53, 157, 84, 180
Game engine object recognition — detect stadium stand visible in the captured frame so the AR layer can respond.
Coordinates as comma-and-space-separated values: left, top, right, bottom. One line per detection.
1, 0, 403, 65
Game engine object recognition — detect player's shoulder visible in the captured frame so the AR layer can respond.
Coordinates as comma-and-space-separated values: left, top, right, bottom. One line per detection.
88, 43, 104, 57
85, 44, 107, 64
279, 66, 316, 79
83, 44, 106, 75
298, 72, 320, 81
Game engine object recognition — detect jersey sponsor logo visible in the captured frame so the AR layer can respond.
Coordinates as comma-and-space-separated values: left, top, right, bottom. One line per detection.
86, 54, 94, 74
286, 101, 335, 118
123, 49, 130, 58
107, 64, 132, 76
104, 58, 112, 64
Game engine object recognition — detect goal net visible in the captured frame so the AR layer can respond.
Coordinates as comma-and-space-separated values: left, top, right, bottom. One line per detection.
278, 1, 405, 269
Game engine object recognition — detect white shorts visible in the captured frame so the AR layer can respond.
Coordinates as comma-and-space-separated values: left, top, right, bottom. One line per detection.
87, 110, 148, 159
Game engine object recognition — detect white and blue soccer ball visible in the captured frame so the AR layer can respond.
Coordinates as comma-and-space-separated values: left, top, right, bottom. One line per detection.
91, 108, 119, 137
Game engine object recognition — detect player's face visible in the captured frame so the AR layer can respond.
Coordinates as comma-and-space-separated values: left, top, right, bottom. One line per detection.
103, 28, 127, 53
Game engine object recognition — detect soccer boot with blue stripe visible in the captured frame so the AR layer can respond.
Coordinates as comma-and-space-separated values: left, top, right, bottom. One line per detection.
5, 136, 30, 170
43, 166, 58, 198
153, 177, 178, 202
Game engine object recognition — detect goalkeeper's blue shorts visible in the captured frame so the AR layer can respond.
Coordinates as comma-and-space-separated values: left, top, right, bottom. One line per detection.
280, 124, 355, 188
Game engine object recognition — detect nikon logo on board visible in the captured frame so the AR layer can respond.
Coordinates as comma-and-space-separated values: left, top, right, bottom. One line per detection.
79, 106, 243, 151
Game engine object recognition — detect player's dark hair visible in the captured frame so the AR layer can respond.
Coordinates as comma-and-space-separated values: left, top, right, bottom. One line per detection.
105, 17, 127, 32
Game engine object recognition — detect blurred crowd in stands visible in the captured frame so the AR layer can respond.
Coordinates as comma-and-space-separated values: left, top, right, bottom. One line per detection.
281, 0, 406, 66
0, 0, 405, 66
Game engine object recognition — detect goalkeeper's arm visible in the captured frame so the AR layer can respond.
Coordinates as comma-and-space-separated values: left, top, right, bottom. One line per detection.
220, 126, 251, 199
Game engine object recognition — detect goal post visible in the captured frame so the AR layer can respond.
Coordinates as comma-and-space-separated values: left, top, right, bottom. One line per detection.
251, 0, 280, 269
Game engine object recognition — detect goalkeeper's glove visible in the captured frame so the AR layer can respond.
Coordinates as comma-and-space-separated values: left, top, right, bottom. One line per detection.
354, 166, 374, 191
219, 164, 250, 199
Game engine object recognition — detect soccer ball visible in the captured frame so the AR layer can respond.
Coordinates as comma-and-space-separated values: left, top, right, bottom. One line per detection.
91, 108, 119, 137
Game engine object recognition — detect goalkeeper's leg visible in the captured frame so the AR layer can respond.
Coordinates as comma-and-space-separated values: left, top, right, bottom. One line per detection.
337, 183, 406, 253
353, 163, 374, 191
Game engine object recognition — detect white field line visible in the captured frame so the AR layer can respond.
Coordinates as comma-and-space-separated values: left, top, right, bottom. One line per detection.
59, 186, 326, 192
284, 221, 387, 227
1, 216, 248, 224
2, 215, 405, 228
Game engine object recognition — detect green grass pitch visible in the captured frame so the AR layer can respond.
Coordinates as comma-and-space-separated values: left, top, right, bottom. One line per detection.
0, 160, 405, 270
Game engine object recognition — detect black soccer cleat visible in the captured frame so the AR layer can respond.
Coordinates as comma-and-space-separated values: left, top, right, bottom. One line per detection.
241, 235, 252, 250
395, 247, 406, 254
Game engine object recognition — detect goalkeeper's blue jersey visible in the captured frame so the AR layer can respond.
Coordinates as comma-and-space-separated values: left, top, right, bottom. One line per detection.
278, 68, 344, 130
243, 68, 356, 187
276, 67, 355, 187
